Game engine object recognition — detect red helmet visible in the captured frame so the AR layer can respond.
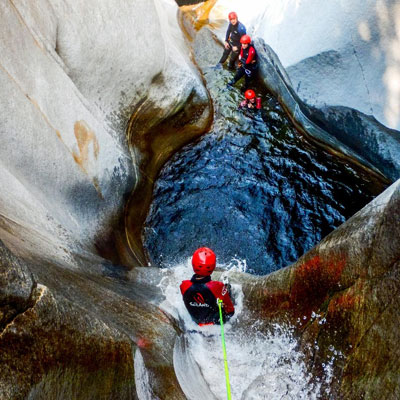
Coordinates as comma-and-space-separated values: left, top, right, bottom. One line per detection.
192, 247, 216, 276
245, 89, 256, 100
240, 34, 251, 44
228, 12, 237, 20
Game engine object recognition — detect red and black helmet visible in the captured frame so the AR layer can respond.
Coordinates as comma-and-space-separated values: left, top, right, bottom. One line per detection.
192, 247, 216, 276
240, 34, 251, 44
228, 11, 238, 20
245, 89, 256, 100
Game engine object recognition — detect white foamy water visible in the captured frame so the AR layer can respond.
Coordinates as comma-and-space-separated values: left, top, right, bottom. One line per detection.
157, 260, 332, 399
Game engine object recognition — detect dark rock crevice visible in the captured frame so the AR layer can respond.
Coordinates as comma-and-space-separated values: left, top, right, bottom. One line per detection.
0, 239, 37, 333
124, 83, 212, 267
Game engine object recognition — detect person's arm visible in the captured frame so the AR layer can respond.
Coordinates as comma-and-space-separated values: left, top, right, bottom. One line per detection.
238, 47, 243, 62
221, 285, 235, 316
224, 24, 232, 48
239, 23, 246, 36
207, 281, 235, 316
245, 47, 256, 65
180, 280, 192, 295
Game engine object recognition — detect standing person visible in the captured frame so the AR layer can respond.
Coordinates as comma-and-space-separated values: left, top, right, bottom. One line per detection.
217, 12, 246, 70
180, 247, 235, 326
239, 89, 262, 110
227, 34, 258, 90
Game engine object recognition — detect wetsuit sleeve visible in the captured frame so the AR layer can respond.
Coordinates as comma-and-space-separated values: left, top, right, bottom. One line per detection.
225, 24, 232, 41
180, 280, 192, 295
239, 23, 246, 35
245, 47, 256, 65
206, 281, 235, 315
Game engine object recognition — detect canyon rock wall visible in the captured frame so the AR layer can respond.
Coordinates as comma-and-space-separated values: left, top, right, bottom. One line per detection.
0, 0, 209, 266
211, 0, 400, 131
239, 179, 400, 399
0, 2, 209, 395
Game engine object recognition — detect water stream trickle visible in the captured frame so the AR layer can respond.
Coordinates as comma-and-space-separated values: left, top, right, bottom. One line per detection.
159, 262, 336, 400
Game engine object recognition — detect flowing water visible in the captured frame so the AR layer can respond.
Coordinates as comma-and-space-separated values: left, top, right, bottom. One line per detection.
157, 261, 338, 400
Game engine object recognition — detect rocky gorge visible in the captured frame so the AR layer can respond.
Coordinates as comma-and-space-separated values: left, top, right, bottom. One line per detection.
1, 0, 400, 399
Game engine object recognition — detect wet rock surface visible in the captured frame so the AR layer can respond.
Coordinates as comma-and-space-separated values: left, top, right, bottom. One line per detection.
304, 105, 400, 182
0, 241, 35, 332
143, 27, 387, 275
0, 239, 185, 399
239, 180, 400, 399
255, 38, 400, 183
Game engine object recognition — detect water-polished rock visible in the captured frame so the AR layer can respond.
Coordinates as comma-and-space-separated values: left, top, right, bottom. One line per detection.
0, 239, 186, 399
0, 0, 210, 266
237, 179, 400, 399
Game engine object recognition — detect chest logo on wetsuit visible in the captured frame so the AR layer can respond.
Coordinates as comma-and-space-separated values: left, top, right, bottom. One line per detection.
189, 293, 210, 307
193, 293, 205, 304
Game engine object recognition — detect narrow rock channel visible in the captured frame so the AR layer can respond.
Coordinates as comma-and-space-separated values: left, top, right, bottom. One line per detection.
143, 13, 387, 275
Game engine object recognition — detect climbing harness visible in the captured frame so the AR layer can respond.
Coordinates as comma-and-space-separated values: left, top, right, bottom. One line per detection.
217, 298, 232, 400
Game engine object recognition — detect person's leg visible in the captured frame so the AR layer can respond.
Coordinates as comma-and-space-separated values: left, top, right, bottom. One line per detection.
218, 47, 232, 64
243, 66, 257, 89
228, 67, 245, 86
244, 72, 253, 90
228, 49, 240, 69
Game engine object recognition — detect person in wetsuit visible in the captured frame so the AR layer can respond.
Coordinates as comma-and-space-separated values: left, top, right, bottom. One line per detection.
180, 247, 235, 326
217, 12, 246, 70
239, 89, 262, 110
227, 34, 258, 90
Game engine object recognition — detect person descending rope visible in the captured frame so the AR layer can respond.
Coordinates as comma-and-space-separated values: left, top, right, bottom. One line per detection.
180, 247, 235, 326
216, 12, 246, 70
227, 34, 258, 90
239, 89, 262, 110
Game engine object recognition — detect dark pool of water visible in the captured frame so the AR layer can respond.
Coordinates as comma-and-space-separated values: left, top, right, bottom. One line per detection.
143, 62, 386, 275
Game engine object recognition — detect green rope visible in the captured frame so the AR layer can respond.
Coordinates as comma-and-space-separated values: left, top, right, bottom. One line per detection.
217, 298, 232, 400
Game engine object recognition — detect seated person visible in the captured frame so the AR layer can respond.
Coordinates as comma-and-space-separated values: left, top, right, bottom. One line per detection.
227, 35, 258, 90
180, 247, 235, 326
239, 89, 261, 110
217, 11, 246, 70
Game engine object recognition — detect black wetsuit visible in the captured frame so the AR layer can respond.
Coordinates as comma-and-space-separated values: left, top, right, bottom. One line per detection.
230, 43, 258, 89
219, 21, 247, 69
180, 274, 235, 325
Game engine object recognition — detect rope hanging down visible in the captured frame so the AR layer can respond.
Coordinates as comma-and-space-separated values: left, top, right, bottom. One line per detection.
217, 298, 232, 400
